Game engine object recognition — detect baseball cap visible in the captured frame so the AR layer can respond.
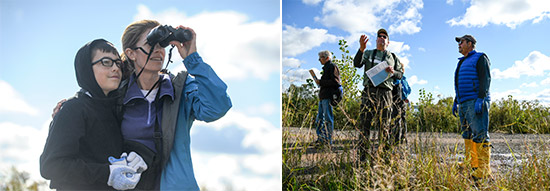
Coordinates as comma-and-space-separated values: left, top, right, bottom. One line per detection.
377, 28, 388, 38
455, 35, 476, 44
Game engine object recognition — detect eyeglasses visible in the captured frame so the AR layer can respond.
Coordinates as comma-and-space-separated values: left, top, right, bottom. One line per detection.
134, 47, 150, 55
377, 35, 387, 39
92, 57, 123, 68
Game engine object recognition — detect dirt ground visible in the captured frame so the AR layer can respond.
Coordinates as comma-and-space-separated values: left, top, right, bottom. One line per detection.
283, 127, 550, 171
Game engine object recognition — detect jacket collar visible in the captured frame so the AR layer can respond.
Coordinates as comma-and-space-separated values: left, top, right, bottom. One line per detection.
458, 50, 477, 60
123, 73, 175, 104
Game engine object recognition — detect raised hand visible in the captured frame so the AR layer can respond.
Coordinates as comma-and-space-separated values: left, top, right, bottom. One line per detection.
170, 25, 197, 59
359, 34, 369, 52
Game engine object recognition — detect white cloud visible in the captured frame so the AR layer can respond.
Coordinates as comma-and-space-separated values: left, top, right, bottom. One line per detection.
246, 102, 277, 116
389, 20, 421, 35
387, 41, 411, 53
492, 88, 550, 106
193, 153, 281, 191
408, 75, 427, 86
282, 25, 340, 57
533, 89, 550, 106
134, 5, 280, 81
314, 0, 423, 35
0, 80, 39, 116
492, 51, 550, 79
418, 47, 426, 52
387, 41, 411, 69
0, 120, 50, 182
447, 0, 550, 29
282, 67, 320, 85
446, 0, 454, 5
397, 55, 410, 70
302, 0, 322, 5
389, 0, 424, 35
520, 82, 538, 88
194, 152, 280, 191
282, 57, 302, 68
491, 89, 522, 100
196, 110, 280, 153
193, 153, 241, 190
541, 76, 550, 85
192, 110, 281, 190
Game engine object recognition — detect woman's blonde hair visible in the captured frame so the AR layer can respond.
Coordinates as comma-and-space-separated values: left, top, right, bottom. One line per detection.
120, 20, 160, 78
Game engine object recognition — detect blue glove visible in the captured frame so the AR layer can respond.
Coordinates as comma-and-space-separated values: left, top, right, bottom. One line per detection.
452, 99, 458, 117
475, 98, 484, 114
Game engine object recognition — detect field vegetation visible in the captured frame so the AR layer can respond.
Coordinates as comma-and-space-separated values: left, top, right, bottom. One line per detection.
282, 40, 550, 190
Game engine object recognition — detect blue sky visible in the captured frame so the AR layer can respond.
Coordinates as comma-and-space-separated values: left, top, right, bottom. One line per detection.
0, 0, 280, 190
282, 0, 550, 106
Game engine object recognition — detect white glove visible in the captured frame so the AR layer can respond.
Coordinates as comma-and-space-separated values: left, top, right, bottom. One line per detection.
126, 151, 148, 173
108, 165, 141, 190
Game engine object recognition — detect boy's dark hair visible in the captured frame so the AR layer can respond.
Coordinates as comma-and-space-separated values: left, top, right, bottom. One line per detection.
90, 40, 120, 60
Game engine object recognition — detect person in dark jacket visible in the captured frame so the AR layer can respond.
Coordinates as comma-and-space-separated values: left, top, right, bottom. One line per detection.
313, 50, 341, 146
353, 28, 403, 161
40, 39, 146, 190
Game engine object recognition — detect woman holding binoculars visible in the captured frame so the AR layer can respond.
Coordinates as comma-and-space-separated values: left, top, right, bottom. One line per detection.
119, 20, 232, 190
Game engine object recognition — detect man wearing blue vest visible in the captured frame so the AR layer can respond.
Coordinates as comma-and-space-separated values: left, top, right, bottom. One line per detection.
452, 34, 492, 180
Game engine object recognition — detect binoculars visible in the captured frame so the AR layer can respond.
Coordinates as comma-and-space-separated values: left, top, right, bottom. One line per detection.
146, 25, 193, 48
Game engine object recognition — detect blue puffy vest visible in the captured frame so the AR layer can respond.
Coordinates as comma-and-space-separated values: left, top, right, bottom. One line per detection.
455, 51, 490, 103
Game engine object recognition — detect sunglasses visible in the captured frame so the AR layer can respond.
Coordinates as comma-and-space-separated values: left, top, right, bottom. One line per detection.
378, 34, 387, 39
134, 47, 150, 55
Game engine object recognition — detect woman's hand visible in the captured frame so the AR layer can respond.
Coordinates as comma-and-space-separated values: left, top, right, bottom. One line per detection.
52, 99, 66, 118
170, 25, 197, 59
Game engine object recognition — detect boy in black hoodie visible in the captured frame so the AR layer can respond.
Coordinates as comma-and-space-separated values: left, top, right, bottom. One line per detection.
40, 39, 145, 190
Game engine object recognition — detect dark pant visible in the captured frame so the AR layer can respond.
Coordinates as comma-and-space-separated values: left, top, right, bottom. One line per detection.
358, 87, 392, 160
390, 88, 407, 145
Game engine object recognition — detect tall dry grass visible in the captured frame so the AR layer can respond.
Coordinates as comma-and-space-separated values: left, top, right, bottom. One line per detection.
283, 127, 550, 190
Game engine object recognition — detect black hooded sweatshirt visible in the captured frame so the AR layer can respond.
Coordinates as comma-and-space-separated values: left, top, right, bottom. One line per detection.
40, 39, 124, 190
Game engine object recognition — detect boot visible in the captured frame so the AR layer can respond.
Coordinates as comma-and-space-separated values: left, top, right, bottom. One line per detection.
471, 141, 479, 169
459, 139, 476, 170
472, 142, 491, 180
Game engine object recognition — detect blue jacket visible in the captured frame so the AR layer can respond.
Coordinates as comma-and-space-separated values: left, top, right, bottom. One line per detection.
160, 52, 232, 190
454, 50, 491, 103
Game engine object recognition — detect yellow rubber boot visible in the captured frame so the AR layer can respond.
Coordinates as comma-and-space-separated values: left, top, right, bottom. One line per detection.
472, 142, 491, 179
460, 139, 474, 169
471, 141, 479, 169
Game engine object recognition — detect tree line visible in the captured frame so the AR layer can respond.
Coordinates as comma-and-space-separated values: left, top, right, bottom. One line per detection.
283, 40, 550, 134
